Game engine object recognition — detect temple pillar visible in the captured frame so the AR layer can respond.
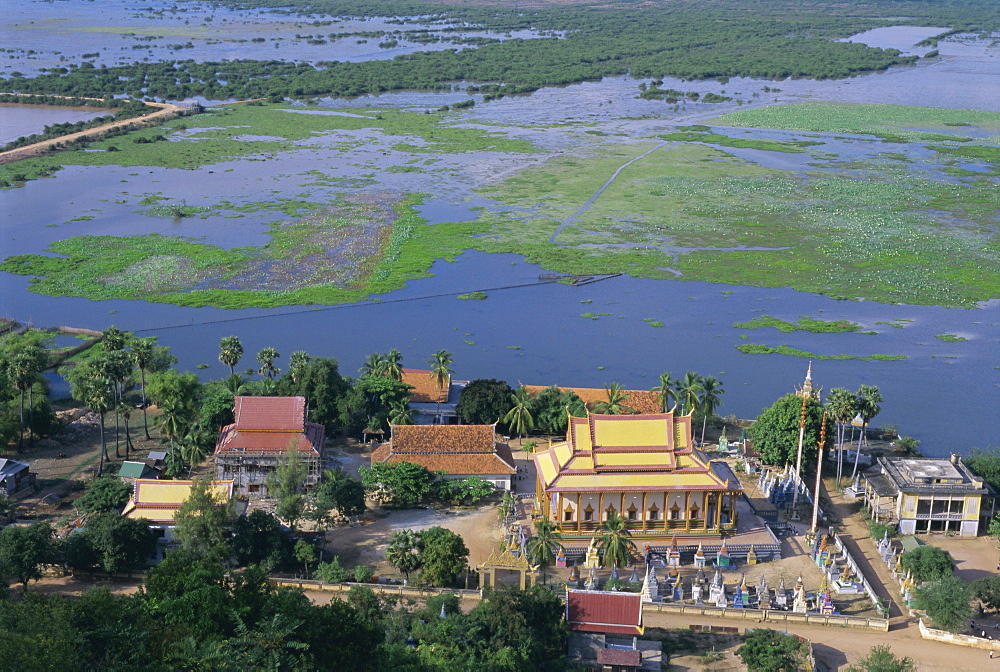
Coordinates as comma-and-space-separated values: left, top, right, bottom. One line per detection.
642, 492, 648, 532
599, 492, 604, 523
577, 492, 582, 533
684, 492, 691, 531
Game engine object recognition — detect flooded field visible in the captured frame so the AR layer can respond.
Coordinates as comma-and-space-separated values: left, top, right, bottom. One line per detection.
1, 3, 998, 454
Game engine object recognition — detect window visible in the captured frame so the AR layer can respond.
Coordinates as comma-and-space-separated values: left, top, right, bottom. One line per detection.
648, 506, 659, 521
627, 504, 638, 521
584, 505, 594, 522
671, 503, 681, 521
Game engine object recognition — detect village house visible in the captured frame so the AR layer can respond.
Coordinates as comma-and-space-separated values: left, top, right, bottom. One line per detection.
533, 412, 741, 541
0, 457, 36, 498
863, 453, 996, 536
566, 589, 660, 670
214, 396, 325, 497
400, 368, 468, 425
122, 478, 244, 564
371, 424, 516, 490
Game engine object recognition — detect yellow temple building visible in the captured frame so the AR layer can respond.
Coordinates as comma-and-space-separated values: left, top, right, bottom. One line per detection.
533, 412, 741, 540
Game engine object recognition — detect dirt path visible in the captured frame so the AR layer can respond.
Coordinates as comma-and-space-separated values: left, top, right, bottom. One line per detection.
0, 101, 186, 165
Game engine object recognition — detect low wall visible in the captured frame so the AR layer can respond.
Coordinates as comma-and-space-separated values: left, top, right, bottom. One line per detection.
271, 578, 483, 601
918, 618, 998, 650
644, 602, 889, 632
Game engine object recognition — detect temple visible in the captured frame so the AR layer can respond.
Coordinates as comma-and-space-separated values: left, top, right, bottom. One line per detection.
533, 412, 742, 540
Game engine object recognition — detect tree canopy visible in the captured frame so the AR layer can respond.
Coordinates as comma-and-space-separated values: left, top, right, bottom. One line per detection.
736, 628, 806, 672
748, 393, 824, 466
456, 378, 514, 427
913, 574, 972, 632
900, 545, 955, 583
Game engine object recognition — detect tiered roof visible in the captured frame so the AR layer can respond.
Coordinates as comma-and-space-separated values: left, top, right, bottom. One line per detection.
371, 424, 516, 476
215, 396, 324, 455
535, 413, 736, 493
566, 589, 643, 635
122, 479, 236, 524
401, 368, 450, 404
524, 385, 661, 415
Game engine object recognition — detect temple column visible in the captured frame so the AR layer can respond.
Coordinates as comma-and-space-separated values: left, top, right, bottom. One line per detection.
620, 493, 625, 522
642, 492, 648, 532
685, 492, 691, 531
577, 492, 582, 533
715, 493, 722, 530
599, 492, 604, 524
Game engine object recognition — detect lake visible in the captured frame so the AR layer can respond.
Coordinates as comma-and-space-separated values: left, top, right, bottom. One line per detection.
1, 4, 998, 456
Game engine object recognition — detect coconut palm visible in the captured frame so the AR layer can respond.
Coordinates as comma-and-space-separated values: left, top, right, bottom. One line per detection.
131, 339, 154, 439
826, 387, 858, 485
288, 351, 311, 383
503, 386, 535, 440
256, 347, 281, 381
218, 336, 244, 377
359, 352, 386, 378
157, 403, 188, 455
697, 376, 725, 446
593, 382, 634, 415
526, 518, 564, 568
598, 511, 637, 569
386, 529, 422, 582
384, 348, 404, 382
387, 400, 414, 426
428, 350, 453, 421
223, 373, 248, 398
852, 385, 882, 481
651, 371, 679, 412
675, 371, 703, 416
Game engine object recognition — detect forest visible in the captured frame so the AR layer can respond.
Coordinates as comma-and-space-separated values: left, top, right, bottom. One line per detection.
5, 0, 998, 102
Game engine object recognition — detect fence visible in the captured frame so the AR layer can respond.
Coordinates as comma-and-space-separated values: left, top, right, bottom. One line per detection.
271, 578, 484, 601
828, 529, 889, 618
644, 602, 889, 631
918, 619, 998, 650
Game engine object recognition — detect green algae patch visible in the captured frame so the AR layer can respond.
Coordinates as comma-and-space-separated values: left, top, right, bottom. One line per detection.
934, 333, 968, 342
734, 315, 862, 333
736, 344, 905, 361
457, 291, 488, 300
0, 193, 473, 309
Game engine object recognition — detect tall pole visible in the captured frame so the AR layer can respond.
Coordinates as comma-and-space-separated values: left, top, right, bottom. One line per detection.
791, 394, 808, 518
810, 412, 827, 535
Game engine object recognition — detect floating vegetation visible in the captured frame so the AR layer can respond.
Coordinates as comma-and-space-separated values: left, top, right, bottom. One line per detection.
659, 130, 815, 153
580, 313, 599, 320
735, 344, 905, 360
733, 315, 862, 333
457, 291, 488, 300
648, 321, 664, 327
934, 333, 968, 342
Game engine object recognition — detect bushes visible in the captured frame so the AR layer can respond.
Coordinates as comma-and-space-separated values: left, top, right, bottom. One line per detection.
901, 546, 955, 583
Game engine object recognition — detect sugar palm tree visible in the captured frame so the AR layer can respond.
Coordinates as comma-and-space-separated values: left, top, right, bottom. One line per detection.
675, 371, 702, 416
503, 386, 534, 440
852, 385, 882, 481
359, 352, 386, 378
526, 519, 564, 580
218, 336, 244, 377
826, 387, 858, 485
288, 350, 311, 383
256, 347, 281, 381
697, 375, 724, 446
86, 380, 114, 476
9, 350, 35, 452
651, 371, 679, 413
131, 339, 154, 439
593, 382, 634, 415
118, 401, 135, 460
598, 511, 637, 569
386, 529, 422, 582
384, 349, 404, 382
101, 325, 127, 352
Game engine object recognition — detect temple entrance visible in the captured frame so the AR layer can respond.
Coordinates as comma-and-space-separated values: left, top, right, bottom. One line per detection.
493, 568, 523, 587
477, 547, 540, 590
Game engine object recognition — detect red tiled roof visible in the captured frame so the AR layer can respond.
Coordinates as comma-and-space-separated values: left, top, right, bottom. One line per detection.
596, 648, 642, 667
232, 396, 305, 431
401, 368, 450, 404
215, 422, 325, 455
372, 425, 515, 476
566, 590, 642, 635
524, 386, 662, 415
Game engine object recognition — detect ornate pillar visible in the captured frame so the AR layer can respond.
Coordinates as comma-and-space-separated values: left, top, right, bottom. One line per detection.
642, 492, 648, 532
599, 492, 604, 524
577, 492, 582, 533
685, 492, 691, 531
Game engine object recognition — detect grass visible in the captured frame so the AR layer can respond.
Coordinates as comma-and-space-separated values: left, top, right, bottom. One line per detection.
659, 131, 816, 153
735, 344, 905, 360
733, 315, 862, 333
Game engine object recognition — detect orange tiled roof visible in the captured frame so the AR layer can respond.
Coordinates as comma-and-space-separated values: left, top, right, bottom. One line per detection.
523, 385, 662, 415
401, 368, 450, 404
215, 396, 324, 456
372, 424, 515, 476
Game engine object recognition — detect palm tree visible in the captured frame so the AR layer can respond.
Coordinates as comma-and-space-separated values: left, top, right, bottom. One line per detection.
852, 385, 882, 481
288, 351, 311, 383
157, 403, 188, 455
598, 511, 637, 569
256, 347, 281, 381
218, 336, 244, 377
101, 325, 127, 352
9, 351, 34, 452
503, 386, 535, 440
826, 387, 858, 485
385, 529, 422, 582
384, 349, 404, 382
675, 371, 702, 416
359, 352, 386, 378
651, 371, 679, 412
86, 380, 114, 476
593, 382, 635, 415
697, 376, 725, 446
526, 519, 564, 568
131, 339, 154, 439
223, 373, 248, 398
118, 401, 135, 460
428, 350, 453, 422
387, 400, 414, 426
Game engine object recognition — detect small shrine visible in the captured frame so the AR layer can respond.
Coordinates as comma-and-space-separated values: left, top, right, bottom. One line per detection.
640, 564, 659, 602
666, 536, 681, 568
584, 536, 601, 569
774, 577, 788, 608
693, 543, 707, 568
715, 541, 731, 568
672, 574, 684, 601
835, 563, 861, 594
757, 575, 771, 609
792, 576, 808, 613
555, 547, 567, 568
746, 545, 758, 565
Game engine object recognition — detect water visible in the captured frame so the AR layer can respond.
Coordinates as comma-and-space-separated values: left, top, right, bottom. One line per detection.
1, 13, 999, 455
0, 105, 108, 145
